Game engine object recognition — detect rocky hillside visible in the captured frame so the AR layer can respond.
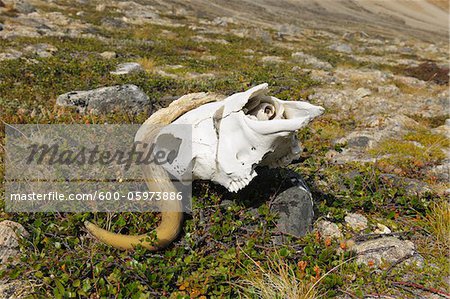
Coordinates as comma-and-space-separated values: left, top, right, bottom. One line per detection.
0, 0, 449, 298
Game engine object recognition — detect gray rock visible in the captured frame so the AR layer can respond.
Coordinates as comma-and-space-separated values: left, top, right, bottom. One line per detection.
277, 24, 302, 37
291, 52, 332, 70
7, 0, 35, 14
56, 84, 151, 114
116, 1, 159, 24
329, 43, 352, 54
110, 62, 144, 75
261, 56, 283, 64
345, 213, 368, 231
377, 84, 400, 95
355, 87, 372, 99
0, 220, 28, 265
428, 162, 450, 183
353, 237, 421, 268
212, 17, 234, 26
100, 51, 116, 59
24, 43, 57, 58
342, 31, 369, 41
347, 136, 371, 148
0, 23, 3, 31
271, 184, 314, 237
101, 18, 128, 28
315, 220, 343, 239
374, 223, 391, 234
0, 50, 22, 61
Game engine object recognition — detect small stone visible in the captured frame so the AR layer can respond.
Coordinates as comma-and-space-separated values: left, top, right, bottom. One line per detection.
101, 18, 127, 28
329, 43, 352, 54
56, 84, 151, 114
200, 55, 216, 61
261, 56, 284, 64
353, 237, 418, 268
345, 213, 368, 231
95, 4, 105, 11
0, 50, 22, 61
377, 84, 400, 95
212, 17, 234, 26
291, 52, 332, 70
315, 220, 343, 239
0, 23, 3, 31
347, 136, 371, 148
100, 51, 116, 59
374, 223, 391, 234
24, 43, 58, 58
277, 24, 302, 37
355, 87, 372, 99
110, 62, 144, 75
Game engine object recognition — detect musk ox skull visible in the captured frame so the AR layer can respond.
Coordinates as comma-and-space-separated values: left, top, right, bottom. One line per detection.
85, 83, 324, 251
161, 83, 324, 192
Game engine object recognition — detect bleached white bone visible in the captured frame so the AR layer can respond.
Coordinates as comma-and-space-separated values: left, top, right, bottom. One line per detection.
156, 83, 324, 192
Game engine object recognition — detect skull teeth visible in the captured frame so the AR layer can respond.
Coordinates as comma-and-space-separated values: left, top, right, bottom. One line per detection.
227, 173, 256, 192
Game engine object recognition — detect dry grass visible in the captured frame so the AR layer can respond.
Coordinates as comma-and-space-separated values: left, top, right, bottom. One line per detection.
425, 200, 450, 251
136, 57, 155, 72
236, 253, 321, 299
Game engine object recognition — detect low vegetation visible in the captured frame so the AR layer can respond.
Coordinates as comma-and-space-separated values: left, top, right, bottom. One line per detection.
0, 4, 449, 298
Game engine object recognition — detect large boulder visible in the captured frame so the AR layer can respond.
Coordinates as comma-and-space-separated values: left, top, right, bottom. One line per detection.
56, 84, 151, 114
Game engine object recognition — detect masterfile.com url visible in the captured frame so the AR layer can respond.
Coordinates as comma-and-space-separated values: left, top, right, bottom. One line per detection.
9, 191, 183, 201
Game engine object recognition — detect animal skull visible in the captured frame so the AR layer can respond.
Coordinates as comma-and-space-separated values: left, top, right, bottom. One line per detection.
159, 83, 324, 192
85, 83, 324, 251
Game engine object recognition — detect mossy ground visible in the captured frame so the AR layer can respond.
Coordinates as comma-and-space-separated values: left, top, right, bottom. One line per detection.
0, 6, 449, 298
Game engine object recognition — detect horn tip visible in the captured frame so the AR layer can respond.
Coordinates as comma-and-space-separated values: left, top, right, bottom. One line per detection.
84, 220, 94, 229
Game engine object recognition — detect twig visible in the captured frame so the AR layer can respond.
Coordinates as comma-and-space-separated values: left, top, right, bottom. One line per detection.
385, 252, 414, 275
392, 281, 450, 298
354, 232, 407, 242
392, 283, 425, 298
364, 295, 397, 299
338, 288, 358, 299
358, 245, 395, 255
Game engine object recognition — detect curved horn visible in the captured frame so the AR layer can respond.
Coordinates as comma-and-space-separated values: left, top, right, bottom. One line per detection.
85, 93, 219, 251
